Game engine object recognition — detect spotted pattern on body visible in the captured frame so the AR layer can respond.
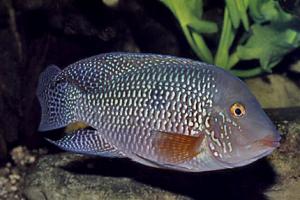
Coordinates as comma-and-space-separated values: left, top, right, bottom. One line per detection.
74, 57, 222, 168
37, 53, 281, 172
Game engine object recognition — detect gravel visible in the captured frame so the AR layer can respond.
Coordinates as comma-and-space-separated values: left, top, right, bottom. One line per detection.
0, 146, 47, 200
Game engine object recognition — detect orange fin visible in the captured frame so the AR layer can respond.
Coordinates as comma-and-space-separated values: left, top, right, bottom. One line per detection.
65, 121, 89, 133
153, 131, 205, 164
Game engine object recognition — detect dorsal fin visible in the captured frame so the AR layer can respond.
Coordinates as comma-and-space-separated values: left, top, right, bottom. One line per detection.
54, 53, 198, 93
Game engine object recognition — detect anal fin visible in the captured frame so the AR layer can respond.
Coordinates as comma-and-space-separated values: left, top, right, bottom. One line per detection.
46, 129, 125, 158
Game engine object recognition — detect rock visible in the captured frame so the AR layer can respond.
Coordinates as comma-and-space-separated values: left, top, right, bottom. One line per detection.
264, 118, 300, 200
0, 160, 24, 200
102, 0, 119, 8
23, 108, 300, 200
23, 154, 189, 200
291, 60, 300, 73
0, 147, 50, 200
245, 74, 300, 108
10, 146, 37, 167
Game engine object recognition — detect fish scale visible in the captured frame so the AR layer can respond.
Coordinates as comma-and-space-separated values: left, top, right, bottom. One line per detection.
74, 62, 218, 170
56, 53, 199, 92
37, 52, 281, 172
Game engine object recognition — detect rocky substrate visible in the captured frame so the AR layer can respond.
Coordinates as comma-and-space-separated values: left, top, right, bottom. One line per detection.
22, 108, 300, 200
265, 111, 300, 199
0, 146, 47, 200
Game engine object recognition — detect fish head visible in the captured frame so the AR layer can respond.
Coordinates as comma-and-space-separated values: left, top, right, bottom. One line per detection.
205, 70, 281, 168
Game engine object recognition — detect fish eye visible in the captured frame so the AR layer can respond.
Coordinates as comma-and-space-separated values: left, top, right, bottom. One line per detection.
230, 103, 246, 118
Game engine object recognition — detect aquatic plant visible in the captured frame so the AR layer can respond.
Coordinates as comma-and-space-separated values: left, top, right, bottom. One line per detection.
160, 0, 300, 77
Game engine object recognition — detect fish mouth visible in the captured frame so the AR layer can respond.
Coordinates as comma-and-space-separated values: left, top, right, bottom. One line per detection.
259, 139, 280, 148
206, 135, 280, 169
257, 134, 281, 148
217, 147, 275, 168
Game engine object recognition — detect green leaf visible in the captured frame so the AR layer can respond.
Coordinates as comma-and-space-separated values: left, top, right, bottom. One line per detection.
249, 0, 291, 23
161, 0, 300, 77
160, 0, 216, 63
160, 0, 204, 26
235, 0, 300, 72
226, 0, 241, 28
236, 23, 300, 71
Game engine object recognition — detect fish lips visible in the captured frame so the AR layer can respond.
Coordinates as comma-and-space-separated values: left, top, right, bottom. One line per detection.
258, 134, 281, 148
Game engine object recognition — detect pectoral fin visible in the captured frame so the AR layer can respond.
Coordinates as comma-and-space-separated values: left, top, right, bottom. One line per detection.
152, 131, 205, 164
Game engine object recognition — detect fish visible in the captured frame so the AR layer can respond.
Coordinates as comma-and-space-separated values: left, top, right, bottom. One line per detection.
36, 52, 281, 172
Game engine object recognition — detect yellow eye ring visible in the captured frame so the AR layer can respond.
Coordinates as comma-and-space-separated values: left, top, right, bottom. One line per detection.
230, 102, 246, 118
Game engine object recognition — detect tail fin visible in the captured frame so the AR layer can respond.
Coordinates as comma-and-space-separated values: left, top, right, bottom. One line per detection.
36, 65, 81, 131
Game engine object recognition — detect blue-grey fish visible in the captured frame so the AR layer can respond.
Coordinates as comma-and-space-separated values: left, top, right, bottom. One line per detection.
37, 53, 281, 172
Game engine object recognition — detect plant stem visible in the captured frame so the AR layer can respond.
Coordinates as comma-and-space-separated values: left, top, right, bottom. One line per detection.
214, 7, 235, 68
235, 0, 249, 30
188, 20, 218, 34
228, 51, 240, 69
191, 32, 213, 63
182, 26, 213, 63
226, 0, 240, 28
